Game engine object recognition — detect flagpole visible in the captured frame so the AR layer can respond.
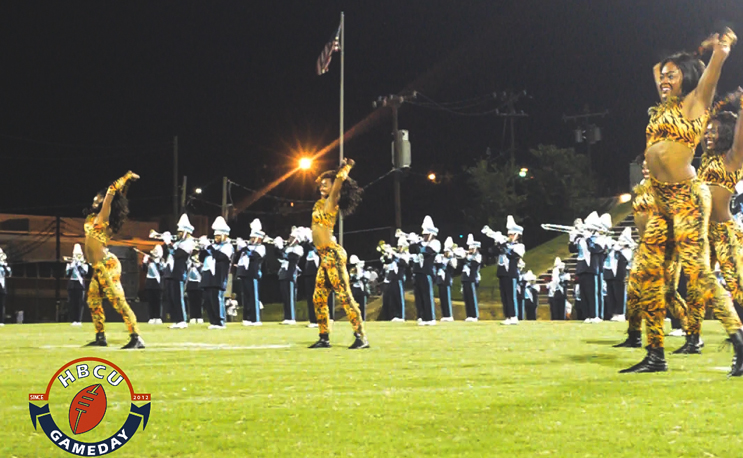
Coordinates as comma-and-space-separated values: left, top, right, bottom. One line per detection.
338, 11, 345, 247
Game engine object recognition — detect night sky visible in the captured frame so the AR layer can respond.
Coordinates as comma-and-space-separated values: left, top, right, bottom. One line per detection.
1, 1, 743, 256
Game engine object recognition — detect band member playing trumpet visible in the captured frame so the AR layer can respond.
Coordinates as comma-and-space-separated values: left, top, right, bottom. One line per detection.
83, 170, 144, 349
199, 216, 234, 329
0, 248, 10, 326
66, 243, 89, 326
236, 218, 267, 326
522, 270, 539, 321
381, 237, 409, 322
309, 158, 368, 349
435, 237, 459, 322
349, 255, 370, 321
276, 227, 305, 325
159, 214, 196, 329
462, 234, 482, 322
407, 216, 441, 325
569, 212, 605, 324
301, 233, 319, 327
142, 245, 165, 324
548, 257, 569, 320
604, 227, 634, 322
484, 215, 525, 325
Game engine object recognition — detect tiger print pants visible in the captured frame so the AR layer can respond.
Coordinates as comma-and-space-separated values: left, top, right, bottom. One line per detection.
645, 178, 740, 348
88, 252, 139, 335
703, 219, 743, 322
313, 244, 365, 337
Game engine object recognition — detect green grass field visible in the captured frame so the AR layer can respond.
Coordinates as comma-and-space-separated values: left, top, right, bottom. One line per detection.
2, 320, 742, 458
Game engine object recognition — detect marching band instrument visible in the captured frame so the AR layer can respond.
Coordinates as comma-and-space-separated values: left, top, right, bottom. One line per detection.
148, 229, 180, 242
541, 223, 611, 235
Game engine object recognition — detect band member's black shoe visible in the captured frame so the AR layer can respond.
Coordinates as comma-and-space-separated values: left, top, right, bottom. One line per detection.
728, 329, 743, 377
613, 330, 642, 348
673, 334, 702, 354
309, 333, 331, 349
85, 332, 108, 347
348, 333, 370, 349
619, 347, 668, 373
121, 334, 145, 349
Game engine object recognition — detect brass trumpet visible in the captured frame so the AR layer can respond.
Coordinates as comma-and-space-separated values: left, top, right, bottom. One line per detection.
149, 229, 180, 242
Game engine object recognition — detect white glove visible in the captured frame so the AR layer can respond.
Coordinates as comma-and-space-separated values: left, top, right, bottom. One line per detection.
236, 237, 247, 249
143, 255, 150, 264
161, 231, 173, 245
274, 236, 285, 250
493, 231, 507, 244
199, 235, 209, 248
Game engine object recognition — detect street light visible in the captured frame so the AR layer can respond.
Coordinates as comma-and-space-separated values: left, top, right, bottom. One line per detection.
518, 167, 528, 178
194, 188, 203, 195
299, 157, 312, 170
427, 172, 436, 182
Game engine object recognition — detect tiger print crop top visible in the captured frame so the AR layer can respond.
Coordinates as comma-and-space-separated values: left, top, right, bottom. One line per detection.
646, 97, 708, 150
84, 214, 111, 245
698, 153, 743, 193
632, 181, 654, 214
312, 199, 338, 229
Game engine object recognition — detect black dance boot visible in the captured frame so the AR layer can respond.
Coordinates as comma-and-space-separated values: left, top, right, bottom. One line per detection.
728, 329, 743, 377
309, 333, 331, 349
673, 333, 702, 354
121, 333, 145, 349
619, 346, 668, 373
348, 333, 370, 350
84, 332, 108, 347
613, 330, 642, 348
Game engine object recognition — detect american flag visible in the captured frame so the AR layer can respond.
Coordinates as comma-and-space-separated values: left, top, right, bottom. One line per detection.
316, 23, 342, 75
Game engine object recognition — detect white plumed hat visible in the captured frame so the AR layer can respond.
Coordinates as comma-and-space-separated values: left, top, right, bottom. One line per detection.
250, 218, 265, 239
72, 244, 83, 256
177, 213, 194, 234
421, 215, 439, 235
212, 216, 231, 235
466, 233, 480, 248
506, 215, 523, 235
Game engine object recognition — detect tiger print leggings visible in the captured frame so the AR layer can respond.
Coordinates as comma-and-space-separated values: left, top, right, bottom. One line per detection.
702, 219, 743, 323
88, 252, 139, 335
313, 243, 365, 337
645, 178, 740, 348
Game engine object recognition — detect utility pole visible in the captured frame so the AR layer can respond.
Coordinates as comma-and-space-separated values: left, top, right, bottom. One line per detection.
221, 177, 229, 219
563, 106, 609, 174
173, 136, 179, 223
180, 175, 188, 214
55, 215, 61, 320
495, 90, 529, 163
372, 93, 415, 229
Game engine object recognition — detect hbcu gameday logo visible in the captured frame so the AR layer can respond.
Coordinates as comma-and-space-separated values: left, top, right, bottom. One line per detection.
29, 357, 151, 456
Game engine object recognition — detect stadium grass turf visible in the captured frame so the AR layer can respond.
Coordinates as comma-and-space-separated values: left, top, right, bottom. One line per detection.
2, 319, 742, 457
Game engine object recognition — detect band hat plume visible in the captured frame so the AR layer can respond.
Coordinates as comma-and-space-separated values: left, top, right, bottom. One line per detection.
583, 211, 602, 232
554, 256, 565, 269
444, 236, 454, 250
506, 215, 523, 235
72, 243, 83, 257
618, 227, 634, 245
523, 270, 537, 282
250, 218, 265, 239
599, 213, 613, 232
177, 213, 195, 234
421, 215, 439, 236
466, 233, 480, 248
212, 216, 231, 235
349, 254, 360, 264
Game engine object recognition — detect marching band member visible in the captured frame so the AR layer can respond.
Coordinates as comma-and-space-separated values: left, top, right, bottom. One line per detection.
308, 158, 368, 349
276, 227, 305, 325
186, 250, 204, 324
349, 255, 370, 320
0, 248, 10, 326
199, 216, 234, 329
141, 245, 164, 325
484, 215, 525, 325
523, 270, 540, 321
159, 214, 196, 329
605, 227, 633, 322
434, 237, 458, 322
382, 237, 409, 322
83, 170, 143, 349
301, 234, 319, 327
596, 213, 613, 321
66, 244, 89, 326
569, 212, 604, 324
548, 257, 569, 320
517, 259, 527, 321
408, 216, 441, 326
236, 218, 266, 326
461, 234, 481, 322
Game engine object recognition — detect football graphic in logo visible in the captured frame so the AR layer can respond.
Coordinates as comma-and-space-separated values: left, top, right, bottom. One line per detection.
69, 384, 107, 435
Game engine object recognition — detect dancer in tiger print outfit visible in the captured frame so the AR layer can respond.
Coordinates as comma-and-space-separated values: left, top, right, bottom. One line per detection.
309, 159, 368, 349
84, 170, 144, 349
622, 29, 743, 375
683, 103, 743, 354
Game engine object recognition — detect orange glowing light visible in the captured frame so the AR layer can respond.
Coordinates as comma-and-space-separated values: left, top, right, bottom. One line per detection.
299, 157, 312, 170
427, 173, 436, 181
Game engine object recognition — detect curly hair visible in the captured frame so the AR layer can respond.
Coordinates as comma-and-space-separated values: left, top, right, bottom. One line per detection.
708, 111, 737, 154
83, 188, 130, 234
659, 52, 705, 98
317, 168, 364, 216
